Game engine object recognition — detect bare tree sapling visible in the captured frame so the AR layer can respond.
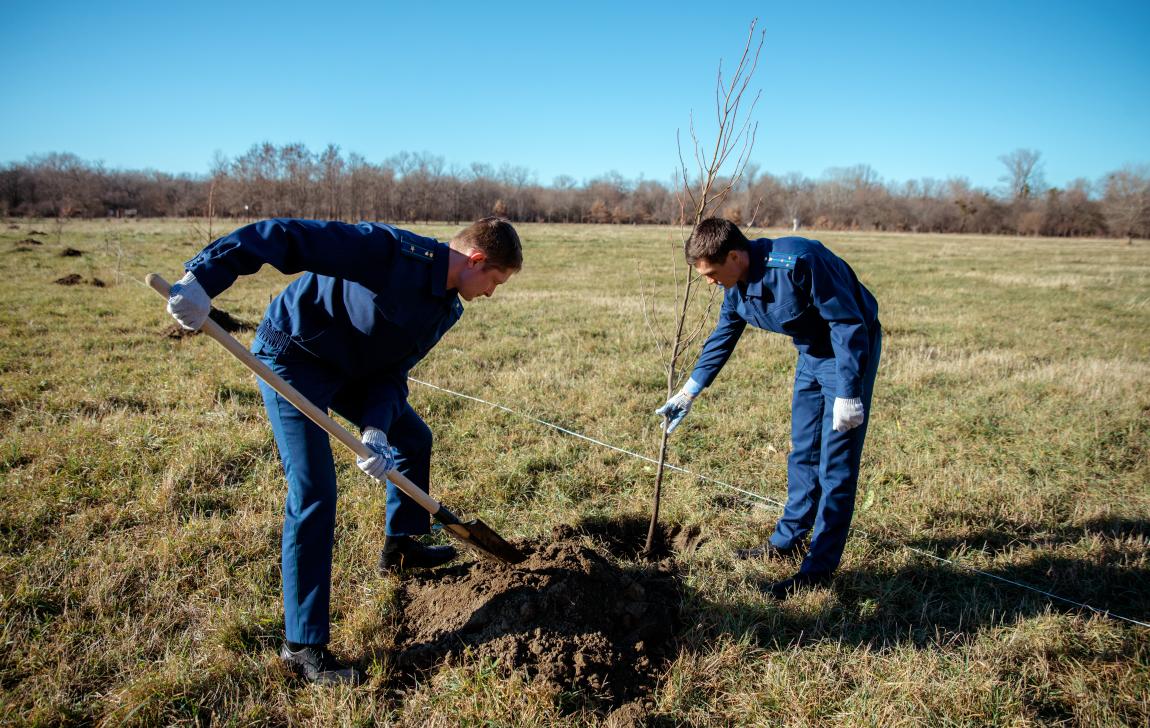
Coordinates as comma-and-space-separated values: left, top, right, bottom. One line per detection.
643, 20, 765, 556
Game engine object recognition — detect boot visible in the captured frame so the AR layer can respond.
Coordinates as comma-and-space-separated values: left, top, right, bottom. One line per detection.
764, 570, 832, 600
735, 541, 803, 561
279, 643, 363, 686
379, 535, 457, 573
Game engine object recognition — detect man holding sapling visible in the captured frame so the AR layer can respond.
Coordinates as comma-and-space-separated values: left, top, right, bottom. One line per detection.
656, 218, 880, 600
165, 217, 521, 684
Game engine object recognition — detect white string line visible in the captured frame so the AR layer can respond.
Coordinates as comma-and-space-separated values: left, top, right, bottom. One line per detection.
409, 377, 787, 510
901, 547, 1150, 628
408, 377, 1150, 630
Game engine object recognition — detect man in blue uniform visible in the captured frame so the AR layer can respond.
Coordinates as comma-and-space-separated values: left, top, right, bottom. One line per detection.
656, 218, 880, 600
165, 217, 522, 684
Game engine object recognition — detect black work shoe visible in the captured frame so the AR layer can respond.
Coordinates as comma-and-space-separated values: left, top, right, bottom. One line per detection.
765, 571, 832, 600
735, 541, 801, 561
279, 643, 363, 686
379, 536, 458, 573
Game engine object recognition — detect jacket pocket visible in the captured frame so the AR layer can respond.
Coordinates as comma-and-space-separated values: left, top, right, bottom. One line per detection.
766, 296, 802, 330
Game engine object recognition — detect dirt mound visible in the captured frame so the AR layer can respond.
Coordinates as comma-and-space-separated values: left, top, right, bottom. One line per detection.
394, 532, 681, 709
16, 238, 42, 246
51, 274, 108, 287
60, 247, 84, 257
163, 308, 254, 338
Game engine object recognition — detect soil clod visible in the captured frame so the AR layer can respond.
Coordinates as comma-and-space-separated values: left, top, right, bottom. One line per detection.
54, 273, 83, 286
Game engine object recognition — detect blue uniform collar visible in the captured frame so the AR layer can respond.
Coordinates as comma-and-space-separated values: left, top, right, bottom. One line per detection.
431, 241, 451, 298
741, 238, 770, 299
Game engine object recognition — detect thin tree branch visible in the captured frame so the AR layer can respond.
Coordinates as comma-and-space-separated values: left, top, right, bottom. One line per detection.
647, 19, 764, 555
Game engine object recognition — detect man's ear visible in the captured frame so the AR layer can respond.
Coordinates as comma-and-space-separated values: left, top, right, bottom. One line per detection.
727, 250, 740, 265
467, 250, 487, 268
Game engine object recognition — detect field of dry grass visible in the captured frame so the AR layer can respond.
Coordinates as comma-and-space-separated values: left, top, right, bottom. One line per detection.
1, 218, 1147, 725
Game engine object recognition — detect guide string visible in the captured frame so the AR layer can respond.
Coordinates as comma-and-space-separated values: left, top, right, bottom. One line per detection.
409, 377, 1149, 630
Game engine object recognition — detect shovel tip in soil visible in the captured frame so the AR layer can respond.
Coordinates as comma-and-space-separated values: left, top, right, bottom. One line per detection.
450, 519, 527, 565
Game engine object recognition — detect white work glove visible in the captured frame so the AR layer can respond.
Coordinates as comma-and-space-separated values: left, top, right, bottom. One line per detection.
166, 271, 211, 331
356, 427, 397, 480
655, 389, 696, 434
832, 397, 865, 433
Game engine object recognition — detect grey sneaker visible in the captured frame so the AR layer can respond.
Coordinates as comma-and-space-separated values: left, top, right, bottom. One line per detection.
279, 643, 363, 686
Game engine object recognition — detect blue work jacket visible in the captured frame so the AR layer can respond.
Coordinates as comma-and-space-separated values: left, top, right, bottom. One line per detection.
690, 237, 879, 399
184, 218, 463, 426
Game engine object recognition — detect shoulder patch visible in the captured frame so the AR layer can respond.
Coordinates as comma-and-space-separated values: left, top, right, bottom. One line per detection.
398, 233, 437, 263
766, 252, 798, 270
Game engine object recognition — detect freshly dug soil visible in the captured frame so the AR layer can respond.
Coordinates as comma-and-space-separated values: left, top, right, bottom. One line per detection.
54, 273, 83, 285
394, 525, 683, 708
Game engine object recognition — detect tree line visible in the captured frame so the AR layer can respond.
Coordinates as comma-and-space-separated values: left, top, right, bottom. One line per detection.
2, 144, 1147, 240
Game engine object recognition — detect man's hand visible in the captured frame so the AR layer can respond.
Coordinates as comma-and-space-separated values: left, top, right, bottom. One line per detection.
655, 389, 696, 434
832, 397, 864, 432
166, 271, 211, 331
357, 427, 397, 480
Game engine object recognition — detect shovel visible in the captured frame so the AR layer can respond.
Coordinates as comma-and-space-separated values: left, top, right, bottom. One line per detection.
147, 273, 525, 566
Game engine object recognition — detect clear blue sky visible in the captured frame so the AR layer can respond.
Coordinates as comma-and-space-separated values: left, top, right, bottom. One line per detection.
2, 0, 1147, 191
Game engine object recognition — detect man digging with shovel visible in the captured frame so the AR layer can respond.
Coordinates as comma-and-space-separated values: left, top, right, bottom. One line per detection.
164, 217, 522, 685
657, 218, 880, 600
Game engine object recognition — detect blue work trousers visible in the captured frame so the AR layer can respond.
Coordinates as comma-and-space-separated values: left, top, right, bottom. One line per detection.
253, 340, 432, 645
769, 328, 882, 575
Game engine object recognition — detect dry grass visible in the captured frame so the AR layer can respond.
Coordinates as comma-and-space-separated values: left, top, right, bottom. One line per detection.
0, 219, 1147, 725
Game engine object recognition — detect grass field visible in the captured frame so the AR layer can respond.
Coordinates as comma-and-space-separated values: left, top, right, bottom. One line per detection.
1, 218, 1147, 726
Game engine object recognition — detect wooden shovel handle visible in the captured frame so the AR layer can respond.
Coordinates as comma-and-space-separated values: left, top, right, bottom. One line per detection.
146, 273, 444, 517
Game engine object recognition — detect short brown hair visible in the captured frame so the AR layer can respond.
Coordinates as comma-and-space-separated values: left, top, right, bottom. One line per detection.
685, 217, 750, 265
451, 217, 523, 271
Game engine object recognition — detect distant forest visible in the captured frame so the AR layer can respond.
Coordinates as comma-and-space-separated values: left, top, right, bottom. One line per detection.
3, 144, 1148, 239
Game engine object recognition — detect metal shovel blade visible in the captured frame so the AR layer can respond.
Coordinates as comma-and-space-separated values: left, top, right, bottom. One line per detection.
439, 512, 526, 565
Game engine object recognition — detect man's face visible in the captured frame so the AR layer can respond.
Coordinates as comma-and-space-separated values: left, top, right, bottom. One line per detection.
458, 252, 515, 301
693, 250, 743, 288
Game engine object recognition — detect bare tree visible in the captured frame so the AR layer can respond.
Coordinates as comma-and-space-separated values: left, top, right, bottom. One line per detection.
643, 20, 764, 555
998, 148, 1046, 201
320, 144, 345, 219
1040, 179, 1105, 237
28, 152, 90, 243
1102, 165, 1150, 244
499, 164, 533, 221
346, 152, 371, 220
780, 171, 811, 230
